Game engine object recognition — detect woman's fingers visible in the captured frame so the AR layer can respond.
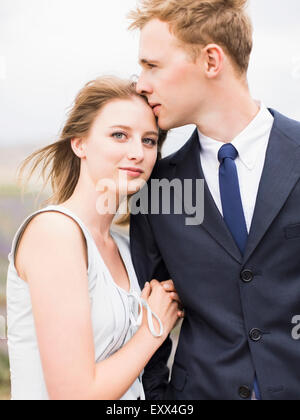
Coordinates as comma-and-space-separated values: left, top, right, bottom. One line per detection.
141, 282, 151, 300
150, 279, 183, 307
177, 309, 185, 318
169, 292, 182, 305
150, 279, 160, 288
161, 279, 176, 292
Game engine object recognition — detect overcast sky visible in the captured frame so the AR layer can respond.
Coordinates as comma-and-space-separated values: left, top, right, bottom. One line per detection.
0, 0, 300, 157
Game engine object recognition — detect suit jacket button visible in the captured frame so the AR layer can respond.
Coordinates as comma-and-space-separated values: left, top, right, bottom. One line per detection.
239, 386, 251, 399
241, 269, 254, 283
249, 328, 262, 342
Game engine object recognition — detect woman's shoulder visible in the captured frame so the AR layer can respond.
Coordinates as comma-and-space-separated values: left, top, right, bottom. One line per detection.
25, 208, 85, 234
18, 208, 87, 247
12, 207, 88, 279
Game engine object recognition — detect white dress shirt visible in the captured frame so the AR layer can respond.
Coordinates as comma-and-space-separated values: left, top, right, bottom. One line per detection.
198, 103, 274, 233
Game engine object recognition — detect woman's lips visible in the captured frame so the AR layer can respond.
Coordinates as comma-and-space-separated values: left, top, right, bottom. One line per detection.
119, 168, 144, 178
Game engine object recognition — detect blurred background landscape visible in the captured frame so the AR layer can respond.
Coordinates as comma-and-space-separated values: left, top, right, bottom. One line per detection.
0, 145, 48, 399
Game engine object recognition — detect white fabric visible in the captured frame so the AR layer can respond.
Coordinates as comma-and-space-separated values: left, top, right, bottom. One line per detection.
6, 205, 163, 400
198, 103, 274, 233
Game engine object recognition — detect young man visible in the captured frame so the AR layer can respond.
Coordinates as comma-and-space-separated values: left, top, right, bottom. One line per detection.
129, 0, 300, 400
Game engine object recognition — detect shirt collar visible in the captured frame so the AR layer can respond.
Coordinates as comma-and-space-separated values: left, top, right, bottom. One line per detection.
198, 103, 274, 170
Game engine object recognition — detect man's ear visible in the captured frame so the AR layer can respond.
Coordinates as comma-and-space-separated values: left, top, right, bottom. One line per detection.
202, 44, 225, 78
71, 137, 87, 159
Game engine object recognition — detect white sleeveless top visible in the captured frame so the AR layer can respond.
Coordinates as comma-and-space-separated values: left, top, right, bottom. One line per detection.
6, 205, 163, 400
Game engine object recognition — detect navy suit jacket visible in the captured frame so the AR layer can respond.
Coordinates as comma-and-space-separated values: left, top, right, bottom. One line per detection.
130, 109, 300, 400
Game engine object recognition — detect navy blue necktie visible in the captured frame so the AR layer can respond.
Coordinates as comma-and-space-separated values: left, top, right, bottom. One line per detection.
218, 143, 261, 400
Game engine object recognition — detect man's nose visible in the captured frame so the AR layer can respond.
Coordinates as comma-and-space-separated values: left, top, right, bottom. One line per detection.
127, 138, 145, 161
136, 73, 153, 96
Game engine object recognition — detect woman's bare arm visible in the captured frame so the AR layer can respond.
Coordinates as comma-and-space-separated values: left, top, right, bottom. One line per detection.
18, 212, 173, 400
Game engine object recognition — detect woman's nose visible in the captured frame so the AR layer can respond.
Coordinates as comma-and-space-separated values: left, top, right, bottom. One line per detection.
127, 139, 145, 161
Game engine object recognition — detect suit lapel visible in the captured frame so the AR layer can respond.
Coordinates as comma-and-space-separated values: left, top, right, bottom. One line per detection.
170, 109, 300, 265
170, 129, 243, 264
243, 109, 300, 263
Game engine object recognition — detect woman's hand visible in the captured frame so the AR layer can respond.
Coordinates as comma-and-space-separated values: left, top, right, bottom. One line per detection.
140, 279, 184, 340
161, 279, 183, 309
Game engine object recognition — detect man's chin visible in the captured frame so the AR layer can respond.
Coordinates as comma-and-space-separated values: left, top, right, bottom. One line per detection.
157, 115, 173, 131
158, 117, 184, 131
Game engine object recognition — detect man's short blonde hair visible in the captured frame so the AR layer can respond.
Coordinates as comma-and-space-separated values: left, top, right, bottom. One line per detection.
128, 0, 253, 74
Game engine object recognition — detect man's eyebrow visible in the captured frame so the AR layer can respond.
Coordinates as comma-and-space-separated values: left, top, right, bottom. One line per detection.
110, 126, 159, 137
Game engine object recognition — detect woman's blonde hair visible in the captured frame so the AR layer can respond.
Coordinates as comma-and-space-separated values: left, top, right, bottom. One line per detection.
17, 76, 167, 225
128, 0, 253, 75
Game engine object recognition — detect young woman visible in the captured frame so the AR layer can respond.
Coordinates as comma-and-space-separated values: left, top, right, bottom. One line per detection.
6, 77, 183, 400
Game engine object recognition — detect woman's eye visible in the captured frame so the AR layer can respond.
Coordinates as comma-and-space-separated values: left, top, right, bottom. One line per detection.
143, 138, 158, 147
112, 132, 127, 140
